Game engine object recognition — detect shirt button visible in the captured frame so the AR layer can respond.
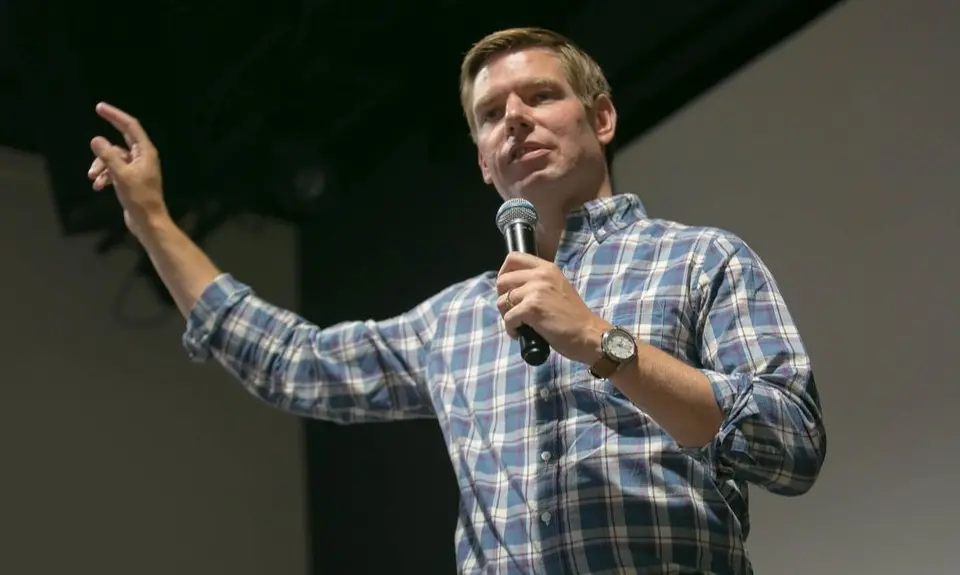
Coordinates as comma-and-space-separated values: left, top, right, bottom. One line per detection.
540, 451, 552, 462
539, 388, 549, 400
540, 511, 552, 524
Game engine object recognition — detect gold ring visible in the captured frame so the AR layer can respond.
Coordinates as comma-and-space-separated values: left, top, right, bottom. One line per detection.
506, 289, 515, 309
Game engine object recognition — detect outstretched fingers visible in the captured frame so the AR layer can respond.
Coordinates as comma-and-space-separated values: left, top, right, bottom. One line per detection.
95, 102, 156, 156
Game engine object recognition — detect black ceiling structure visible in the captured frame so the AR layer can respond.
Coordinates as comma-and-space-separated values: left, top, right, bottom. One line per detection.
3, 1, 845, 573
3, 0, 842, 243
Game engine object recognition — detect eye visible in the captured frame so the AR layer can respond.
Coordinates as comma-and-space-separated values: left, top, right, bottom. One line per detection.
481, 108, 502, 123
532, 91, 553, 103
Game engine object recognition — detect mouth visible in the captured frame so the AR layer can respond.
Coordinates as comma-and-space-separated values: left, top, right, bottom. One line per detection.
510, 144, 550, 163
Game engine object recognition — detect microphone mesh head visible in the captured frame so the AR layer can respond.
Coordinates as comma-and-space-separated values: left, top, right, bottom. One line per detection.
496, 199, 538, 235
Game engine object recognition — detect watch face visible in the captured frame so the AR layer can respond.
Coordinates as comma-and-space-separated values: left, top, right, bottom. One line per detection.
606, 330, 636, 361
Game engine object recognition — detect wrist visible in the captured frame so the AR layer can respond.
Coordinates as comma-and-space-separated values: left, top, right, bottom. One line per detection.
128, 205, 174, 239
576, 315, 613, 366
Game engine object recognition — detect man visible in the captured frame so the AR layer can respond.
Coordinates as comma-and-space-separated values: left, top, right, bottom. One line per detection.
87, 27, 825, 575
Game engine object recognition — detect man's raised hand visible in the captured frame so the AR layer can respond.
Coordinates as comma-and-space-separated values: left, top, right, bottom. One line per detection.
87, 102, 168, 232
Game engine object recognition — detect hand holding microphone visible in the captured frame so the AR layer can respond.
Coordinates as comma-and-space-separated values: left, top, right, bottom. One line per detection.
495, 199, 552, 366
494, 199, 611, 368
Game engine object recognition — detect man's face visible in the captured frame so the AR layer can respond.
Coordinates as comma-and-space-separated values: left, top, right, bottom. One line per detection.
471, 48, 615, 204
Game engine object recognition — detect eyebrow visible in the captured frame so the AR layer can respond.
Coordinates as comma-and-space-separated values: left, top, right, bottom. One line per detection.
473, 77, 564, 114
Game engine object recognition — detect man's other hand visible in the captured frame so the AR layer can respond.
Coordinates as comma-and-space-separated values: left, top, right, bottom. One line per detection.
87, 102, 168, 234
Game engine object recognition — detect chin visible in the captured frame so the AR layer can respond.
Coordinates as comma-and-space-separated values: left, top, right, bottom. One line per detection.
509, 168, 569, 200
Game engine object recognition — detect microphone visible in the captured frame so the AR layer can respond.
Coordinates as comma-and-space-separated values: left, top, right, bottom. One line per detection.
495, 199, 551, 366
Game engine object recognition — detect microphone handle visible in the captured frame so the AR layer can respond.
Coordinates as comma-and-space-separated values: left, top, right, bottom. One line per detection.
504, 222, 552, 366
517, 325, 550, 366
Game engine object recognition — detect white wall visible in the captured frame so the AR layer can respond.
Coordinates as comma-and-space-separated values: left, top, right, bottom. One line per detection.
0, 148, 307, 575
613, 0, 959, 572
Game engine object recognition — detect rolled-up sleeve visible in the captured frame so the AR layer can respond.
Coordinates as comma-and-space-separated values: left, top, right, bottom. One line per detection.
181, 273, 450, 424
695, 235, 826, 496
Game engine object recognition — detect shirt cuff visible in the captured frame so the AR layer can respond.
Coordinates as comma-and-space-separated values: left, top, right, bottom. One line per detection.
698, 370, 761, 465
181, 273, 253, 361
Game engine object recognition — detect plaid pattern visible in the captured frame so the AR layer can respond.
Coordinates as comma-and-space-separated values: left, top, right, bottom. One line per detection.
183, 194, 825, 574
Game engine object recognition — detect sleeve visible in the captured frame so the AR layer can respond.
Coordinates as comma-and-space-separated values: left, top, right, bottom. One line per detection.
694, 234, 827, 496
180, 273, 450, 424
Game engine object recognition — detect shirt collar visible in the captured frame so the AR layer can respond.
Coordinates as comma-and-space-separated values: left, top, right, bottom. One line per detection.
555, 193, 647, 263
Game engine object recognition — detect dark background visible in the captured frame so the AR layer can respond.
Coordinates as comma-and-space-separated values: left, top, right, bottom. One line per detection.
0, 0, 842, 572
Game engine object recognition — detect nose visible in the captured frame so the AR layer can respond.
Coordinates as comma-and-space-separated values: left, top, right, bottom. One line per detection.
504, 94, 533, 137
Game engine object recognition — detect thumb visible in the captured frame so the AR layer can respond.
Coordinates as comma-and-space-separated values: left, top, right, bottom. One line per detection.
90, 137, 127, 170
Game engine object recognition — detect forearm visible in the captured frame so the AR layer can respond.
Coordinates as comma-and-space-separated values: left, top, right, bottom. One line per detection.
608, 336, 825, 494
132, 212, 221, 319
611, 339, 722, 448
183, 275, 450, 424
579, 315, 721, 447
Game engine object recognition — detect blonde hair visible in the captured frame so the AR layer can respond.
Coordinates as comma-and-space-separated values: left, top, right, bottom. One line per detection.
459, 27, 612, 139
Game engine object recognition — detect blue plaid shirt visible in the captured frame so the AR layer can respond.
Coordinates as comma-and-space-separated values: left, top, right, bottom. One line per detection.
182, 194, 825, 574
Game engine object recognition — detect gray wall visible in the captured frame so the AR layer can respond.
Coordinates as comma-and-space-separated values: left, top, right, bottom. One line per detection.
0, 148, 307, 574
613, 0, 959, 572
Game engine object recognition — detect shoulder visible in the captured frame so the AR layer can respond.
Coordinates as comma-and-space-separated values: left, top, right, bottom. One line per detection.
627, 217, 772, 288
629, 216, 755, 263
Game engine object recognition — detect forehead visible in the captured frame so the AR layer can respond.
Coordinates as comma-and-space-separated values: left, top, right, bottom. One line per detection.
472, 48, 568, 107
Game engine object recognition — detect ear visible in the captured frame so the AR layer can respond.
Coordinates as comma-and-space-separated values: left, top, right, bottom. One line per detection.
478, 149, 493, 185
591, 94, 617, 146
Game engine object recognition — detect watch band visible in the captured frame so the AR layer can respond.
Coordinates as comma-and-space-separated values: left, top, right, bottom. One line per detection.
589, 355, 620, 379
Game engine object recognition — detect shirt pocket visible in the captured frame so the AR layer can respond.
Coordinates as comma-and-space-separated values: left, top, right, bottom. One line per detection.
575, 297, 673, 390
604, 297, 686, 352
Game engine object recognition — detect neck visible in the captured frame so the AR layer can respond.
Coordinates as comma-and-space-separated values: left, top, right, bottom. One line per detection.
534, 172, 614, 261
